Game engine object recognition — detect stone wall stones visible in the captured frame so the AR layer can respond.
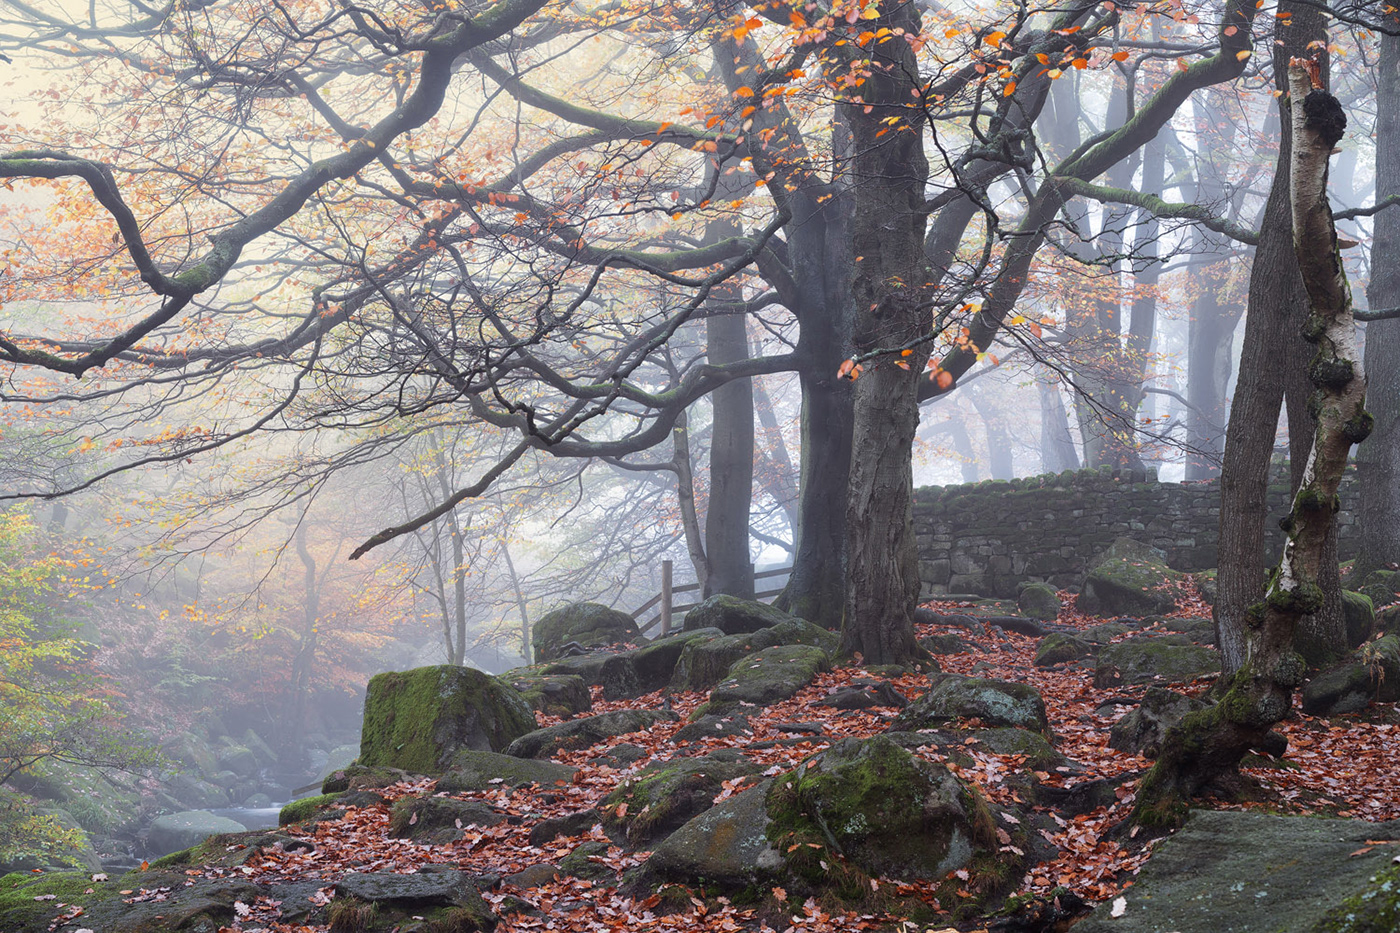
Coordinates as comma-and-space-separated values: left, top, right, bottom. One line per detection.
915, 466, 1359, 599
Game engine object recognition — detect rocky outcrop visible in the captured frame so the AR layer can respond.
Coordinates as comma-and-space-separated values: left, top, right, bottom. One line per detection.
358, 665, 536, 773
532, 602, 639, 662
888, 674, 1051, 736
1078, 538, 1188, 616
504, 709, 678, 760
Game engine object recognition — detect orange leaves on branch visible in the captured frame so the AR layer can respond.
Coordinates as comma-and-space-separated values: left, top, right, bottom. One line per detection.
837, 358, 863, 380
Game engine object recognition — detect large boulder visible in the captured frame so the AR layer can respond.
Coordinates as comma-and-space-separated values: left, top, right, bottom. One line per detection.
601, 750, 760, 845
670, 619, 839, 691
683, 595, 798, 635
1017, 583, 1061, 622
533, 602, 639, 662
146, 811, 247, 858
331, 870, 496, 931
359, 665, 536, 773
1078, 538, 1188, 616
889, 674, 1051, 736
388, 796, 504, 843
1072, 810, 1400, 933
708, 644, 830, 707
504, 709, 677, 760
1300, 634, 1400, 716
765, 735, 995, 883
1108, 687, 1210, 759
644, 780, 783, 889
1092, 638, 1218, 689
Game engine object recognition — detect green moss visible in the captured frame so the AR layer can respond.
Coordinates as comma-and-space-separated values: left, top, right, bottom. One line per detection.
1311, 862, 1400, 932
1309, 355, 1355, 389
1344, 410, 1375, 444
279, 792, 345, 826
328, 897, 379, 933
0, 871, 114, 930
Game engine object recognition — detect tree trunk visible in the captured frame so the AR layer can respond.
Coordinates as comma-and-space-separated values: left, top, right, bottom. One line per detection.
671, 409, 710, 594
1356, 23, 1400, 580
704, 300, 756, 599
771, 189, 854, 630
839, 0, 929, 664
1214, 0, 1321, 674
1135, 60, 1367, 827
1038, 375, 1080, 473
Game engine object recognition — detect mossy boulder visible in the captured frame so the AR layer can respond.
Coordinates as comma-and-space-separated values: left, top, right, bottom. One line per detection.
147, 810, 249, 857
504, 672, 591, 718
682, 595, 798, 635
600, 751, 760, 845
436, 749, 577, 792
0, 870, 264, 933
889, 674, 1051, 736
1078, 538, 1187, 616
920, 633, 979, 655
708, 644, 830, 707
1343, 590, 1377, 648
1108, 687, 1210, 759
557, 840, 614, 881
1311, 861, 1400, 933
329, 870, 496, 932
670, 619, 839, 692
1033, 633, 1092, 668
321, 764, 411, 795
643, 780, 783, 889
766, 735, 995, 885
1017, 583, 1061, 622
280, 792, 348, 826
387, 796, 503, 843
1092, 638, 1218, 689
503, 709, 677, 760
359, 665, 536, 773
626, 627, 725, 692
532, 602, 639, 662
1361, 569, 1400, 609
1301, 635, 1400, 716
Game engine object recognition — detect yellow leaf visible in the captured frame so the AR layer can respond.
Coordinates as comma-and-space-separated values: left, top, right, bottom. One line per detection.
1003, 80, 1016, 96
735, 86, 754, 97
985, 30, 1005, 47
1236, 49, 1251, 60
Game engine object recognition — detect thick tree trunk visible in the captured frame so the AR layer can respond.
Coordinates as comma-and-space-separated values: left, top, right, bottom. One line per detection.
1135, 62, 1367, 826
839, 0, 928, 665
1356, 25, 1400, 580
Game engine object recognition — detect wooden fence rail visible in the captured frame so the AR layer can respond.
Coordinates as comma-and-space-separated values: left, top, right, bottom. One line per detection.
631, 561, 792, 639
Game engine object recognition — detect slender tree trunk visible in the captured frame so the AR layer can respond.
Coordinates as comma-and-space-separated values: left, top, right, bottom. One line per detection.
1356, 23, 1400, 580
1038, 376, 1080, 472
1136, 60, 1367, 826
705, 287, 756, 599
671, 409, 710, 594
753, 376, 799, 531
500, 540, 531, 663
771, 189, 854, 630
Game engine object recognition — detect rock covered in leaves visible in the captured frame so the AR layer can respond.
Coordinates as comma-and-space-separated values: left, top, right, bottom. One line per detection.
359, 665, 536, 773
1108, 687, 1210, 759
682, 594, 799, 634
387, 796, 504, 844
532, 601, 640, 663
503, 709, 678, 760
889, 673, 1051, 736
600, 750, 760, 845
707, 644, 831, 708
815, 678, 910, 710
643, 780, 784, 889
1077, 538, 1188, 617
435, 749, 577, 792
1092, 638, 1217, 689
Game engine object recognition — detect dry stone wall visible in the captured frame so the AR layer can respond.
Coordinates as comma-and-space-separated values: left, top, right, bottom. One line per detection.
914, 465, 1360, 599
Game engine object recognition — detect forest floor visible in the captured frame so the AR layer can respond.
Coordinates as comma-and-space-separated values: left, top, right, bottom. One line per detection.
83, 596, 1400, 933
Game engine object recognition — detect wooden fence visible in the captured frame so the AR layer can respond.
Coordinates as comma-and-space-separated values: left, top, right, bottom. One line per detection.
631, 561, 792, 638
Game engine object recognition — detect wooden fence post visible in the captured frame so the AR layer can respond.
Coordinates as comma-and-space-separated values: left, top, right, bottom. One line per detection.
661, 560, 673, 637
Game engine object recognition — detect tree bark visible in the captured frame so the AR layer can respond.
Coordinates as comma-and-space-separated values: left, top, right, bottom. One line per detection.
1135, 60, 1368, 826
705, 299, 756, 599
1214, 0, 1323, 674
839, 0, 929, 664
1356, 22, 1400, 580
1038, 376, 1080, 473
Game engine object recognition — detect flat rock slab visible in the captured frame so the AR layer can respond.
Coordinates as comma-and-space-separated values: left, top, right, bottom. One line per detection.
1076, 810, 1400, 933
